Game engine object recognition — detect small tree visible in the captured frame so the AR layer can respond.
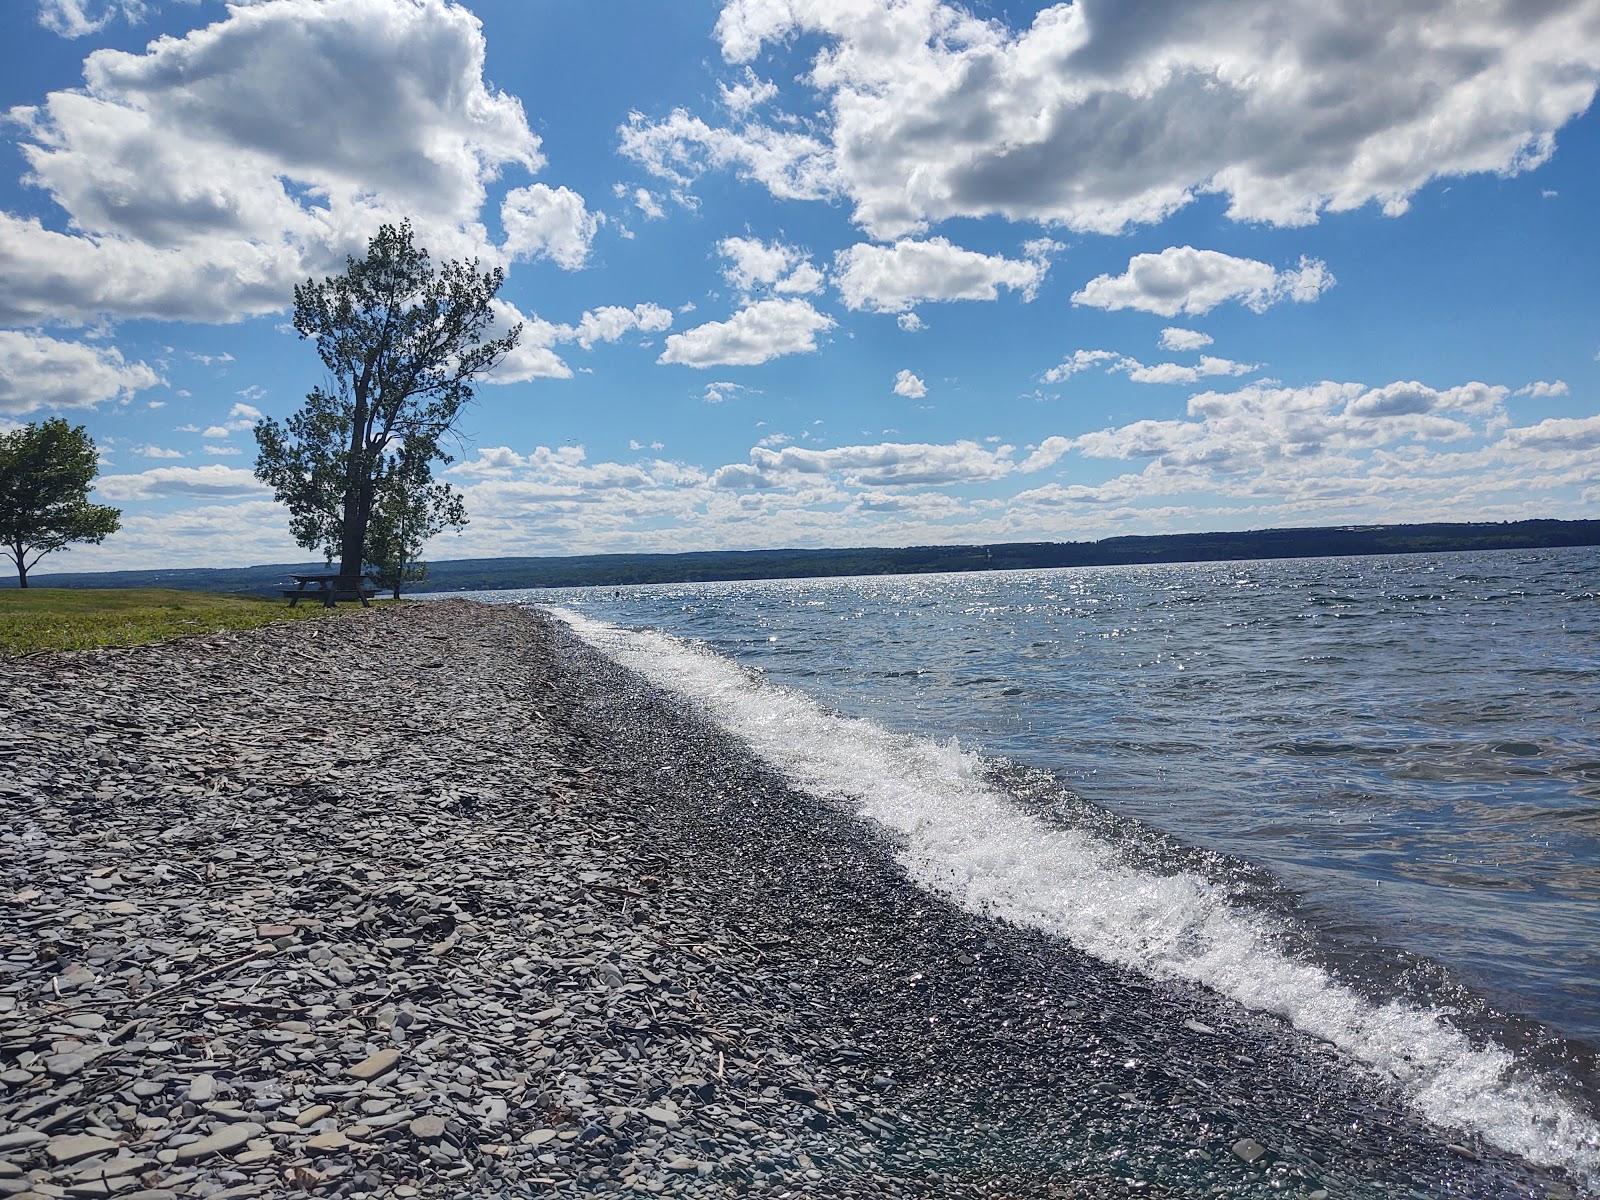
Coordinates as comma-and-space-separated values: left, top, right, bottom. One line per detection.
366, 448, 467, 600
253, 221, 518, 582
0, 419, 121, 588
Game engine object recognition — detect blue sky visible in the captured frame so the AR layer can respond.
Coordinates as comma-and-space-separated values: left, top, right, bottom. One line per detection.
2, 0, 1596, 571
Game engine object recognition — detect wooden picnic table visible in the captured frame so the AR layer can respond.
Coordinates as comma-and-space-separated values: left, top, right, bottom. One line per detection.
283, 572, 378, 608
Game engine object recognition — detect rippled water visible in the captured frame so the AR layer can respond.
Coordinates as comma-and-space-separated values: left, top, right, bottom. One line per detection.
459, 546, 1600, 1050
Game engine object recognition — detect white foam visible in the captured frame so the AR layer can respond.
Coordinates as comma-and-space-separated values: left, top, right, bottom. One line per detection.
549, 606, 1600, 1183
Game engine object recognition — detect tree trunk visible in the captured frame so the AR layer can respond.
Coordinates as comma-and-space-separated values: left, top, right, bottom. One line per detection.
12, 546, 26, 588
337, 393, 370, 583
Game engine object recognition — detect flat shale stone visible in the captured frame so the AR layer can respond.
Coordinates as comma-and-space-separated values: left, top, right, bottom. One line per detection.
173, 1122, 262, 1163
346, 1049, 401, 1081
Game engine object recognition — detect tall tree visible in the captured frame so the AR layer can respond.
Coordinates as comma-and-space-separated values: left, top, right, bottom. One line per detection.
253, 222, 518, 582
366, 448, 467, 599
0, 419, 121, 588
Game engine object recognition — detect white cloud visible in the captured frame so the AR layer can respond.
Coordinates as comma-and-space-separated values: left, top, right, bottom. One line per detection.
719, 67, 778, 115
1124, 356, 1258, 385
633, 188, 666, 220
201, 425, 230, 439
4, 0, 544, 324
228, 402, 262, 423
36, 0, 141, 39
718, 236, 823, 296
659, 298, 834, 367
501, 184, 603, 270
1018, 436, 1075, 473
482, 300, 573, 383
94, 463, 268, 501
203, 443, 242, 456
892, 369, 927, 399
1160, 327, 1214, 352
618, 108, 834, 207
1515, 380, 1570, 398
722, 439, 1015, 488
134, 445, 183, 459
1073, 247, 1334, 317
702, 380, 752, 404
1073, 378, 1510, 471
641, 0, 1600, 238
1043, 347, 1256, 386
481, 298, 675, 383
566, 303, 674, 351
1042, 349, 1125, 384
1499, 414, 1600, 451
835, 238, 1047, 313
897, 312, 925, 333
0, 331, 160, 414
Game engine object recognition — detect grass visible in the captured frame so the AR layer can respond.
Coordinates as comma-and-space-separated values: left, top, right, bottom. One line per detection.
0, 587, 351, 655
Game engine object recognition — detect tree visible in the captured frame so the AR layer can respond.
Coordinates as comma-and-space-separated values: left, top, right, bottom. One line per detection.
253, 221, 518, 583
0, 419, 121, 588
366, 448, 467, 599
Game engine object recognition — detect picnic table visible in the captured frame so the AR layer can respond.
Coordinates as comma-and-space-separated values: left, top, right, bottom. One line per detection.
283, 572, 378, 608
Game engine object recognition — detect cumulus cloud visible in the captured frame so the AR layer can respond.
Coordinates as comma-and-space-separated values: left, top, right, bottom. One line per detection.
0, 331, 160, 414
1073, 248, 1334, 317
1043, 347, 1256, 385
625, 0, 1600, 238
897, 312, 926, 333
501, 184, 603, 270
480, 298, 675, 383
835, 238, 1047, 313
1042, 349, 1125, 384
1516, 380, 1570, 398
723, 439, 1016, 488
482, 300, 573, 383
566, 303, 673, 351
893, 369, 927, 399
1160, 327, 1214, 351
4, 0, 545, 324
94, 464, 268, 501
1498, 414, 1600, 451
1074, 378, 1509, 471
718, 236, 823, 296
702, 381, 752, 404
135, 445, 183, 459
659, 298, 834, 367
1018, 435, 1075, 473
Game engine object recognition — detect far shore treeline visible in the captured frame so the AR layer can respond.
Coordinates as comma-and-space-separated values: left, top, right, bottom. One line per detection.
8, 518, 1597, 595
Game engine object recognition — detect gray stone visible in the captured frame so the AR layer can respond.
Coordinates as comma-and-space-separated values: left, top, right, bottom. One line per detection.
408, 1114, 446, 1141
45, 1134, 119, 1165
346, 1048, 401, 1080
1231, 1137, 1268, 1165
173, 1122, 263, 1163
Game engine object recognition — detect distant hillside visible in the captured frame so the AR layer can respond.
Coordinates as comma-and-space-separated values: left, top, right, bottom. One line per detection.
8, 519, 1597, 596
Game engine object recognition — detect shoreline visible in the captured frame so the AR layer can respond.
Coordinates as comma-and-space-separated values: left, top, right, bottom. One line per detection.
0, 601, 1586, 1198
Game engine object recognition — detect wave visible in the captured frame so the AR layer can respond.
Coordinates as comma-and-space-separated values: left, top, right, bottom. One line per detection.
547, 605, 1600, 1185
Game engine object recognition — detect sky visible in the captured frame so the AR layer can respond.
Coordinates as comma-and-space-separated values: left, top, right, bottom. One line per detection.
1, 0, 1597, 572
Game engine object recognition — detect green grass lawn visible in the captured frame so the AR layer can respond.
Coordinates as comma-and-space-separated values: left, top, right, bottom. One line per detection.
0, 587, 350, 655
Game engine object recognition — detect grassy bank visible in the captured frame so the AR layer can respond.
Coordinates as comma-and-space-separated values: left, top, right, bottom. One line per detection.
0, 586, 344, 654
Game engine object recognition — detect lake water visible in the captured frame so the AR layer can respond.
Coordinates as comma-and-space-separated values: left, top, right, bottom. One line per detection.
454, 546, 1600, 1178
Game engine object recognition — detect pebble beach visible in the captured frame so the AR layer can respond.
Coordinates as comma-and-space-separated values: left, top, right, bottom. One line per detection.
0, 602, 1587, 1199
